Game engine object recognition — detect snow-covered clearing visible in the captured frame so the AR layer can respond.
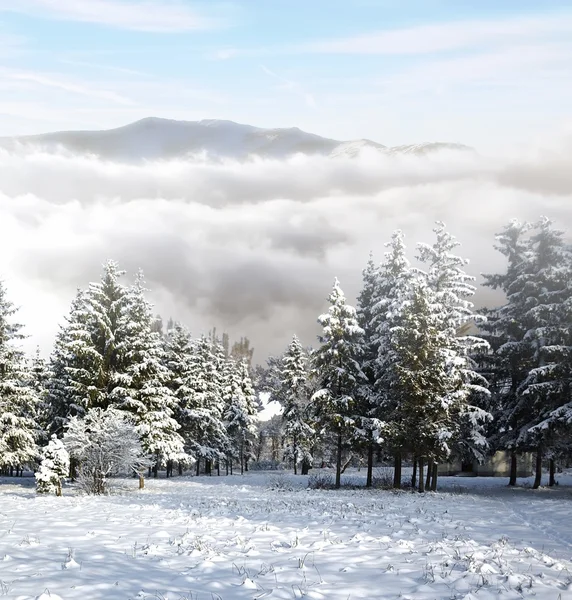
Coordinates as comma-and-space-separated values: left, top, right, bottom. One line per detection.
0, 472, 571, 600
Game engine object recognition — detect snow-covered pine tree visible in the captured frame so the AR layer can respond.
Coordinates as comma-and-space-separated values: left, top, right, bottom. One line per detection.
481, 220, 539, 484
515, 218, 572, 487
223, 358, 258, 474
0, 281, 40, 475
356, 253, 383, 486
417, 222, 491, 483
391, 277, 460, 492
183, 335, 228, 475
35, 435, 69, 496
370, 231, 413, 488
28, 348, 51, 438
280, 335, 314, 474
164, 322, 195, 474
112, 272, 185, 477
312, 278, 365, 488
46, 262, 131, 432
46, 289, 93, 433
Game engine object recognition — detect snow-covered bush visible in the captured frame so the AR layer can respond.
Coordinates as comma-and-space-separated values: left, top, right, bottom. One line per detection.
35, 435, 70, 496
63, 408, 151, 495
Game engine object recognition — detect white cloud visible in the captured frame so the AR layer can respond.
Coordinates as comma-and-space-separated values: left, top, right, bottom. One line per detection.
0, 144, 571, 361
2, 0, 223, 32
0, 68, 135, 105
294, 13, 572, 55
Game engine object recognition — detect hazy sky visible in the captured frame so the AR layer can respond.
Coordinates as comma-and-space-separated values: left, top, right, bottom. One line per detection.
0, 1, 572, 150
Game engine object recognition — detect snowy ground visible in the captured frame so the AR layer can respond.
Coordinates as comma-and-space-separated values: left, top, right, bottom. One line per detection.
0, 471, 571, 599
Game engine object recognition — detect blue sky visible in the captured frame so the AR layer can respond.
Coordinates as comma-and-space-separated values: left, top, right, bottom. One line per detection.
1, 0, 572, 149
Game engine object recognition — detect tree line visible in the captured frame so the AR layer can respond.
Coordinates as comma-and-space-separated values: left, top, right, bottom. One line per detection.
0, 217, 570, 493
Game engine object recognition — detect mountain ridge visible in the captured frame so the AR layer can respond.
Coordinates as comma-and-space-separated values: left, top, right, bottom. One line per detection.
0, 117, 473, 161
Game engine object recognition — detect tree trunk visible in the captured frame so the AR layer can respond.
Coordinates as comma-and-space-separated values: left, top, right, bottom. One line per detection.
245, 458, 249, 472
205, 459, 212, 475
230, 458, 233, 475
393, 451, 402, 489
430, 463, 438, 491
240, 440, 244, 475
216, 460, 220, 476
425, 458, 433, 491
56, 480, 62, 497
293, 435, 298, 475
549, 458, 556, 486
178, 463, 183, 476
138, 474, 145, 489
301, 458, 310, 475
166, 460, 173, 478
366, 440, 374, 488
509, 451, 517, 486
153, 454, 159, 478
340, 454, 353, 474
196, 457, 201, 476
418, 457, 425, 493
335, 430, 342, 489
532, 446, 542, 489
411, 457, 418, 489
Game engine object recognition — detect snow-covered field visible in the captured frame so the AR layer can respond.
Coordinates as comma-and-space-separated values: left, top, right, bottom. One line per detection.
0, 472, 571, 600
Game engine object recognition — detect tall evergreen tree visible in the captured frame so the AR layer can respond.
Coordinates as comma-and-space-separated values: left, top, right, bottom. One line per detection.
417, 222, 491, 472
482, 220, 539, 484
312, 278, 365, 488
112, 273, 185, 475
514, 218, 572, 487
371, 231, 413, 488
280, 335, 314, 474
223, 358, 258, 474
0, 281, 40, 473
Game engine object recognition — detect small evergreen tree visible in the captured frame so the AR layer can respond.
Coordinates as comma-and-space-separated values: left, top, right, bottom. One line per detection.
312, 278, 365, 488
35, 435, 69, 496
280, 335, 314, 474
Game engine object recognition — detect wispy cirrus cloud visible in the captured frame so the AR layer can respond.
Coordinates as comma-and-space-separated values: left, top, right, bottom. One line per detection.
1, 0, 225, 33
214, 11, 572, 59
261, 65, 316, 109
0, 68, 135, 105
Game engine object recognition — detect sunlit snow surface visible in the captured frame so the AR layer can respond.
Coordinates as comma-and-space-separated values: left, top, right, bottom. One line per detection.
0, 471, 571, 599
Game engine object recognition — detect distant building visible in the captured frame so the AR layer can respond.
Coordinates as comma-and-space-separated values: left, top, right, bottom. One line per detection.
439, 451, 533, 477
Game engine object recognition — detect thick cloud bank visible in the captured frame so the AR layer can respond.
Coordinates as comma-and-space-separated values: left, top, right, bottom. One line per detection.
1, 143, 571, 361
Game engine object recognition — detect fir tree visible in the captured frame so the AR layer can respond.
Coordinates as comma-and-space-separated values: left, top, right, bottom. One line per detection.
280, 335, 314, 474
223, 358, 258, 474
0, 281, 40, 474
36, 435, 69, 496
112, 273, 185, 476
417, 222, 491, 475
312, 278, 365, 488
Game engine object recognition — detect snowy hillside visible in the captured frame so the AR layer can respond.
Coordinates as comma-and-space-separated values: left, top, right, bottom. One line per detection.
0, 117, 472, 162
0, 471, 571, 599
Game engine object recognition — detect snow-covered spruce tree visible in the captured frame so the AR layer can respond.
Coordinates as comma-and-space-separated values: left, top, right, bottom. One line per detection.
223, 358, 259, 475
184, 335, 228, 475
391, 277, 462, 492
280, 335, 314, 475
111, 273, 185, 478
0, 281, 40, 475
416, 222, 491, 484
64, 408, 151, 494
356, 253, 383, 487
164, 322, 196, 475
35, 435, 69, 496
46, 262, 131, 433
28, 348, 51, 436
514, 218, 572, 487
312, 278, 365, 489
370, 231, 413, 488
481, 219, 537, 484
46, 289, 93, 434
